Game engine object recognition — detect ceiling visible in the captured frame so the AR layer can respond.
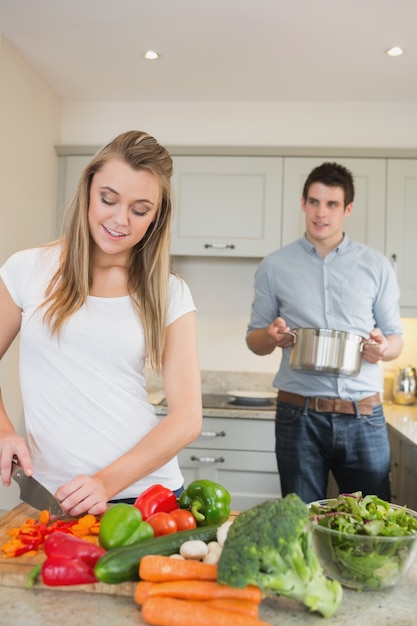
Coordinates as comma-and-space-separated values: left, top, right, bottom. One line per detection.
0, 0, 416, 103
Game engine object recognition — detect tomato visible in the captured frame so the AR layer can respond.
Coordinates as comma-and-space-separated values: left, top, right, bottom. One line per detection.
146, 512, 177, 537
169, 508, 197, 531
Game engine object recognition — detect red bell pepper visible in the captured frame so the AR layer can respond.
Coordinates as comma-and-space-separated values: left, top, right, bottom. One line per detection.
134, 484, 179, 520
42, 556, 99, 586
41, 532, 106, 586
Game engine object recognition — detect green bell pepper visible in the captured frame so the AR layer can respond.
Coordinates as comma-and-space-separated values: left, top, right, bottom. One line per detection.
98, 503, 154, 550
179, 479, 231, 526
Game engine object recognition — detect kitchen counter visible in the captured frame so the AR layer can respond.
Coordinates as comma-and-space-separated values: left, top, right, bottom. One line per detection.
1, 547, 416, 626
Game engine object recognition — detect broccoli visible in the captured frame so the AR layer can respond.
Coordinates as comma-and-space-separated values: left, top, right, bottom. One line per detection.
217, 493, 342, 618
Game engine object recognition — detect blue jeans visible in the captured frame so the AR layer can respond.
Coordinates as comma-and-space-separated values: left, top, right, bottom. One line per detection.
275, 400, 391, 504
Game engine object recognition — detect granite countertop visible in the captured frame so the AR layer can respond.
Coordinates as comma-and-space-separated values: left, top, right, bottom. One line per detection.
1, 553, 417, 626
3, 372, 417, 623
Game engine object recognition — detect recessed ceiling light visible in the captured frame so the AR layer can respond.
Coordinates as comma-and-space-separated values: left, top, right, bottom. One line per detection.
143, 50, 160, 61
385, 46, 405, 57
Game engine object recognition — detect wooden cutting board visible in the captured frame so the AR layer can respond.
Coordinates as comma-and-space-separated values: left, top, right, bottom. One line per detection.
0, 503, 135, 596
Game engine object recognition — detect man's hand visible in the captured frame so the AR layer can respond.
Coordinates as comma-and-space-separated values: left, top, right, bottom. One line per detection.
269, 317, 294, 348
362, 328, 393, 363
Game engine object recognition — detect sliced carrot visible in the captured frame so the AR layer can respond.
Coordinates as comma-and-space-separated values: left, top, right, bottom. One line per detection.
39, 510, 50, 525
142, 597, 272, 626
88, 522, 101, 535
145, 580, 263, 604
139, 555, 218, 582
77, 513, 97, 527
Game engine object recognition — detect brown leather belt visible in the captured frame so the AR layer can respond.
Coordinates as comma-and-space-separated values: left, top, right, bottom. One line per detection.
277, 391, 381, 416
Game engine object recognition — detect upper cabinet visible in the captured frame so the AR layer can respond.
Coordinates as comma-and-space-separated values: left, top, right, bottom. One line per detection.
170, 156, 283, 257
386, 160, 417, 311
281, 157, 387, 253
56, 150, 417, 313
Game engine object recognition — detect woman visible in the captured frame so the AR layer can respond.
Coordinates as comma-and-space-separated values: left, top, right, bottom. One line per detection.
0, 130, 202, 516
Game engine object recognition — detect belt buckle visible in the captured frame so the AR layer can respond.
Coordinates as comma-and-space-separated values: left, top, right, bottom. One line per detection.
314, 397, 322, 412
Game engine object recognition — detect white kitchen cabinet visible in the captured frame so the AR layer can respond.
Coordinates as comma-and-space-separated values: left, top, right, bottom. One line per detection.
171, 156, 283, 257
281, 157, 386, 252
56, 154, 92, 233
177, 416, 281, 511
386, 159, 417, 313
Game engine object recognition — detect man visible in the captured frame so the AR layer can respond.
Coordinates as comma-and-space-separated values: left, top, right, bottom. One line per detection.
246, 162, 403, 503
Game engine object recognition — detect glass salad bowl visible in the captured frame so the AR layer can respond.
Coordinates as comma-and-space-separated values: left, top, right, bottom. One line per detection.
309, 494, 417, 591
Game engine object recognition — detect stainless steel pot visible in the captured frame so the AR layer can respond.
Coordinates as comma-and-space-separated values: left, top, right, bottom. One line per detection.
282, 328, 375, 377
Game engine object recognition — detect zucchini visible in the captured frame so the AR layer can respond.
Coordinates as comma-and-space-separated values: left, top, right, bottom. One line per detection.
94, 524, 219, 583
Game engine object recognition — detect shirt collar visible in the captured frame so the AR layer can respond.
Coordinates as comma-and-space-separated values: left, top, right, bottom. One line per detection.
300, 233, 350, 256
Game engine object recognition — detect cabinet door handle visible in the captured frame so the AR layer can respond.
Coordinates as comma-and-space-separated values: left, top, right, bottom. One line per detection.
204, 243, 235, 250
190, 455, 225, 464
200, 430, 226, 438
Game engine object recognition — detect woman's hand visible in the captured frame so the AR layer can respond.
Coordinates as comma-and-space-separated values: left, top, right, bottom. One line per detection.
0, 432, 33, 486
55, 474, 109, 517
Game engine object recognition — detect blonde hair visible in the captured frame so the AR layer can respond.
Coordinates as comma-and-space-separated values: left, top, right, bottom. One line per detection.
42, 130, 173, 370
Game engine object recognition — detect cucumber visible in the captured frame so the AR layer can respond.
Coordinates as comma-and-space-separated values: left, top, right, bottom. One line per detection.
94, 524, 219, 583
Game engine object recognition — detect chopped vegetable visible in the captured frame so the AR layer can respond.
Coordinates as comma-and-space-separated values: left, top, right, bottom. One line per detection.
139, 554, 217, 581
141, 597, 272, 626
1, 511, 100, 558
217, 493, 342, 619
179, 480, 231, 526
134, 484, 179, 520
98, 503, 154, 550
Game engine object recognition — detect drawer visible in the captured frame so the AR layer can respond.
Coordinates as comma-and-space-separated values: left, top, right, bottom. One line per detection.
178, 448, 281, 510
190, 417, 275, 452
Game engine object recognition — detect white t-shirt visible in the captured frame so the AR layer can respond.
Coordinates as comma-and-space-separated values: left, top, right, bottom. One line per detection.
0, 245, 196, 498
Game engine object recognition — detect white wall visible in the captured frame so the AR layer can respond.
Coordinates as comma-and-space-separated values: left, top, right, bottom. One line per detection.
2, 39, 417, 509
61, 101, 417, 149
0, 37, 62, 509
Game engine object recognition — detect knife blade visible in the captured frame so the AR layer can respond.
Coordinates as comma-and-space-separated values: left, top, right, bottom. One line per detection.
11, 458, 64, 515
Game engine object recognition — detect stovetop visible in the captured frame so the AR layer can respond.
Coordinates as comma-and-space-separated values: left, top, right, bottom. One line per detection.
161, 393, 276, 411
204, 393, 277, 411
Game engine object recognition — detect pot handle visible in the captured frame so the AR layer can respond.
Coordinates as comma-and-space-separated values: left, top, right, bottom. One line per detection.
360, 338, 378, 353
276, 330, 297, 344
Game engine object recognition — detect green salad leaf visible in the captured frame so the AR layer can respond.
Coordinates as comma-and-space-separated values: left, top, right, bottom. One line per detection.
310, 492, 417, 537
309, 492, 417, 590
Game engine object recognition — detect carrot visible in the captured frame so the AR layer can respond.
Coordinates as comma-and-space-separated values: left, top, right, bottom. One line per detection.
145, 580, 263, 603
139, 555, 218, 582
141, 597, 272, 626
204, 598, 259, 618
39, 510, 50, 525
135, 582, 258, 617
135, 581, 154, 605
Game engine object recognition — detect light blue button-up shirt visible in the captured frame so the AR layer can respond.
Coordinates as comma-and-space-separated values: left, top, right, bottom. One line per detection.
247, 235, 403, 400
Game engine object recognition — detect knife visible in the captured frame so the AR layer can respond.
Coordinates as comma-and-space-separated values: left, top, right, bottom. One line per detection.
11, 457, 64, 515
